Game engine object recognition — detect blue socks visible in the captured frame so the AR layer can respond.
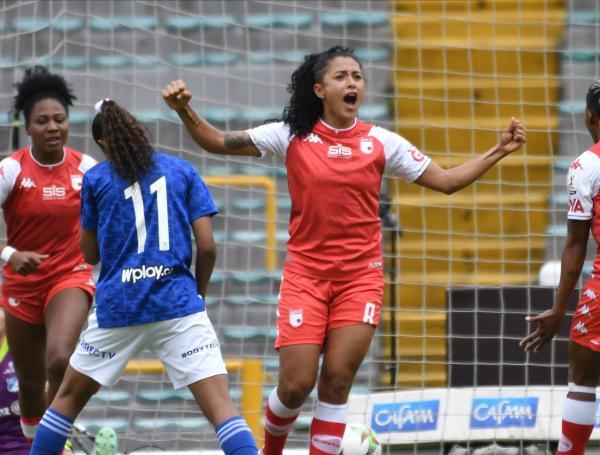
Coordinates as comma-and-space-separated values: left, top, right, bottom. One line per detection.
216, 415, 259, 455
30, 408, 74, 455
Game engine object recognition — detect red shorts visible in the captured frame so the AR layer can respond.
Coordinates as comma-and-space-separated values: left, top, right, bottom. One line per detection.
570, 278, 600, 350
275, 269, 384, 349
1, 270, 95, 326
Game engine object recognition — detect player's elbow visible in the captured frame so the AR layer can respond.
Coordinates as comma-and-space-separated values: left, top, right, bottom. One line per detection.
196, 243, 217, 263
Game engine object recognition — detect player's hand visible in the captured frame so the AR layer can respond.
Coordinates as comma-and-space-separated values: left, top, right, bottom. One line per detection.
162, 80, 192, 111
519, 308, 564, 353
8, 251, 49, 275
498, 117, 526, 155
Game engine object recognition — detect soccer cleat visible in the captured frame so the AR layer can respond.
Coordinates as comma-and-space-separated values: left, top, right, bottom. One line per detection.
92, 426, 118, 455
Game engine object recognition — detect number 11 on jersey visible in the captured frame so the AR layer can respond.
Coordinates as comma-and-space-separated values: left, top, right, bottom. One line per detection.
124, 176, 170, 253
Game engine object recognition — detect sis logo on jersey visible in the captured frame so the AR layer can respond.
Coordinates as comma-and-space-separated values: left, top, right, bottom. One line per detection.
121, 264, 174, 284
327, 144, 352, 159
42, 185, 66, 200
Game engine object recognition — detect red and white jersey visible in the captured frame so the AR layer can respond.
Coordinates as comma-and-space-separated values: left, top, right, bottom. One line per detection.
567, 141, 600, 275
247, 118, 430, 279
0, 147, 96, 296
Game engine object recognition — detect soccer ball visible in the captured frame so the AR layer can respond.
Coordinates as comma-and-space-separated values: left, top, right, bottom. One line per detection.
339, 424, 382, 455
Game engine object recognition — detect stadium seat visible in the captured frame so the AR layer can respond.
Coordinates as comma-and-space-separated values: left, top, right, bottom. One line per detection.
204, 165, 239, 175
210, 270, 225, 284
132, 110, 169, 123
249, 49, 311, 64
90, 16, 157, 31
137, 389, 194, 403
213, 230, 226, 243
13, 17, 49, 32
232, 230, 266, 244
561, 48, 599, 62
277, 198, 291, 210
539, 261, 561, 286
245, 13, 313, 29
358, 104, 389, 121
93, 54, 133, 68
76, 418, 129, 433
240, 107, 282, 122
225, 294, 278, 305
567, 10, 600, 24
0, 56, 14, 69
553, 158, 571, 172
204, 106, 241, 123
51, 17, 85, 32
354, 47, 390, 63
42, 56, 87, 69
545, 224, 566, 237
320, 11, 388, 27
230, 270, 281, 283
166, 15, 236, 31
222, 325, 278, 340
89, 390, 132, 404
135, 417, 210, 430
276, 230, 289, 242
166, 51, 238, 67
132, 54, 162, 67
238, 164, 287, 177
232, 199, 265, 211
558, 101, 586, 115
69, 109, 89, 125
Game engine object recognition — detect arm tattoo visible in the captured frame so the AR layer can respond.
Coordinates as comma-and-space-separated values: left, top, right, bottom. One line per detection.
224, 132, 252, 150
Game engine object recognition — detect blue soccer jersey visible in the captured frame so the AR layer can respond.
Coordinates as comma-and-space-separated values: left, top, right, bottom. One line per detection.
80, 152, 217, 328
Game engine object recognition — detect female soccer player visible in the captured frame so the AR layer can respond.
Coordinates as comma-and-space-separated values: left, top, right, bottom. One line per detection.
0, 66, 96, 443
520, 80, 600, 455
30, 100, 258, 455
163, 46, 526, 455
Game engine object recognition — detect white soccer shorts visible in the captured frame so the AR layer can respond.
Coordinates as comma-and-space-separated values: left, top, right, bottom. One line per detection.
70, 309, 228, 389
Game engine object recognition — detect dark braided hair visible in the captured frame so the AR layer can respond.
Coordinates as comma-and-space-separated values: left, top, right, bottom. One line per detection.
12, 65, 76, 148
586, 80, 600, 117
282, 46, 362, 138
92, 100, 154, 183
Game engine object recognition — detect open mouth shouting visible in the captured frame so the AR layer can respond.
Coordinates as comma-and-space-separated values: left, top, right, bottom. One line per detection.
343, 92, 358, 110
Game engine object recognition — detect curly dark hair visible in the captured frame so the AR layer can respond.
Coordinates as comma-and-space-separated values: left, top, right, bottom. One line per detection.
12, 65, 76, 148
587, 80, 600, 117
92, 100, 154, 183
282, 46, 362, 138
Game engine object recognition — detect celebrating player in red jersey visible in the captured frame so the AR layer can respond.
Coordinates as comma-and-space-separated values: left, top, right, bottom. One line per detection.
164, 46, 526, 455
0, 67, 95, 443
521, 80, 600, 455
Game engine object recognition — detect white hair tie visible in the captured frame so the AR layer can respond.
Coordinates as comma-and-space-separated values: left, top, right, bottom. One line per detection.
94, 98, 111, 113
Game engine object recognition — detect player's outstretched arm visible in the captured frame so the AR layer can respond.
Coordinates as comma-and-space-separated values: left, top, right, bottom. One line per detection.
191, 216, 216, 299
162, 80, 261, 157
520, 219, 590, 353
80, 228, 100, 265
415, 117, 526, 194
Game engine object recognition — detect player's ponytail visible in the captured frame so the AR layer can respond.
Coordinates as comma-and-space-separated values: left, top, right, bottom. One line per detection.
92, 99, 153, 183
12, 65, 76, 149
282, 46, 361, 138
586, 80, 600, 117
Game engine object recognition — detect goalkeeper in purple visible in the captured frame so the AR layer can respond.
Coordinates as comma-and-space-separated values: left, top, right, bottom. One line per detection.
30, 99, 258, 455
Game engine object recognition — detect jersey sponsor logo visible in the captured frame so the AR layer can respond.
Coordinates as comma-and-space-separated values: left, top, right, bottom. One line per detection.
408, 146, 425, 162
571, 159, 583, 170
371, 400, 439, 432
303, 133, 323, 144
327, 144, 352, 159
470, 397, 538, 429
71, 175, 83, 191
121, 264, 174, 284
363, 302, 377, 324
575, 321, 588, 334
289, 309, 303, 328
585, 289, 597, 300
360, 137, 374, 154
78, 339, 116, 359
569, 197, 584, 213
42, 185, 66, 200
310, 435, 342, 454
7, 297, 20, 308
557, 435, 573, 452
181, 342, 219, 359
20, 177, 36, 188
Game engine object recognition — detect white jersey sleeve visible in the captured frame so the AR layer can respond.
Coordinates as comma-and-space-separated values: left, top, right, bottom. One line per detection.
368, 126, 431, 182
78, 154, 97, 173
0, 157, 20, 205
246, 121, 292, 160
567, 150, 600, 220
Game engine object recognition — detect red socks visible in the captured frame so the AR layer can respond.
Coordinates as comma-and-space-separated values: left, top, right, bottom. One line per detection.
263, 388, 300, 455
309, 401, 347, 455
557, 397, 596, 455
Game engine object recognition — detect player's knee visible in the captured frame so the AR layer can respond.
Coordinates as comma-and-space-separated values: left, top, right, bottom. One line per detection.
278, 376, 315, 407
319, 371, 353, 401
45, 349, 71, 382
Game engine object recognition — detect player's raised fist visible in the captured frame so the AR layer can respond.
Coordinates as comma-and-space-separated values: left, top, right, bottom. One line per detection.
162, 80, 192, 111
498, 117, 527, 155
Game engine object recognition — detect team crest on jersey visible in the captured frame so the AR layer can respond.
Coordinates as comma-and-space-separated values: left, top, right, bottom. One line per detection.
360, 137, 374, 154
289, 309, 303, 328
71, 175, 83, 191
